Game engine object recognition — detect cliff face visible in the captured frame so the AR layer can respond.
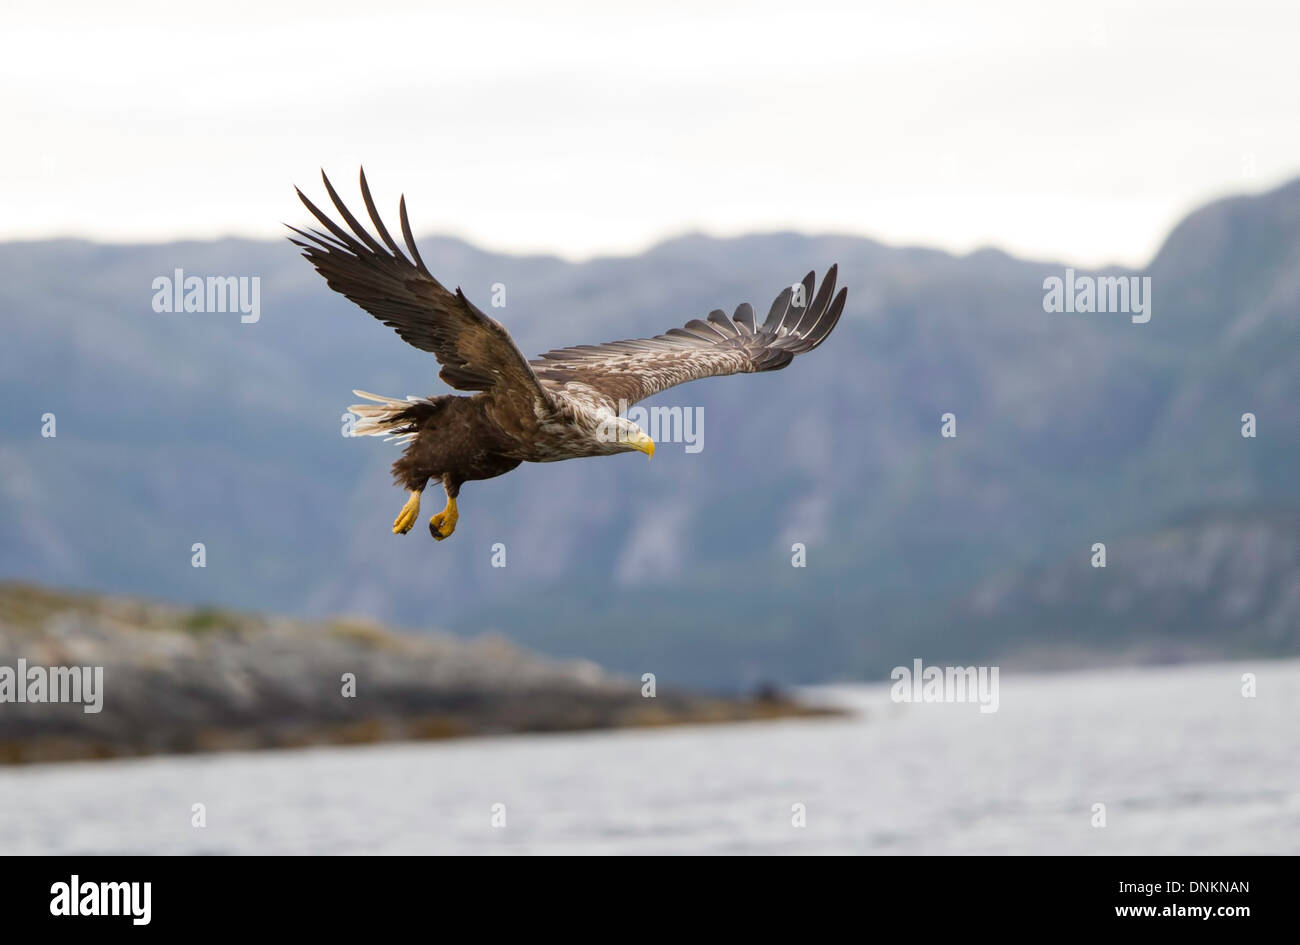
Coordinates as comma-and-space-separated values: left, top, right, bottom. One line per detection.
0, 583, 825, 764
944, 509, 1300, 668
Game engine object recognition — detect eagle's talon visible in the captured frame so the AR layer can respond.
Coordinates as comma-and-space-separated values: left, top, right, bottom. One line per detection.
392, 491, 421, 534
428, 496, 458, 541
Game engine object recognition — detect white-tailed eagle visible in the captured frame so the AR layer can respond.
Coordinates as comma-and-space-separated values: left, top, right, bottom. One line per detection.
290, 170, 847, 540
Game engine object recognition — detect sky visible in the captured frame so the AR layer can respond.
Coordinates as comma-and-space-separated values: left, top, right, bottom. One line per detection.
3, 0, 1299, 267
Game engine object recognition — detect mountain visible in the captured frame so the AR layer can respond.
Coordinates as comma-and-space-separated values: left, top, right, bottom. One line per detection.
2, 179, 1298, 686
926, 507, 1300, 670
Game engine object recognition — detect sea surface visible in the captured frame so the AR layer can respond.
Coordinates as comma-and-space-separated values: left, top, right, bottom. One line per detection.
1, 660, 1296, 854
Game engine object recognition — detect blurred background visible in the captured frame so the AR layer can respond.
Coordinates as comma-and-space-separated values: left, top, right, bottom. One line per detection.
1, 0, 1298, 854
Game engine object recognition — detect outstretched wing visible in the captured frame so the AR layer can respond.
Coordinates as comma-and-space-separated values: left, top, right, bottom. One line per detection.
289, 169, 551, 407
530, 267, 846, 407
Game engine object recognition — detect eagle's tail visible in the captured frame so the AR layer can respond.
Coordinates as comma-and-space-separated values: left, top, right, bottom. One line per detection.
347, 390, 430, 444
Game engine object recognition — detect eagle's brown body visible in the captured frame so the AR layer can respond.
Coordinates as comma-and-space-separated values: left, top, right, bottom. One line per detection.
383, 396, 522, 499
291, 169, 848, 540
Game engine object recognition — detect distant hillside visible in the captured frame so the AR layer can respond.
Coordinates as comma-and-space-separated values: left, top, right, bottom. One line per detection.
917, 507, 1300, 670
1, 178, 1297, 685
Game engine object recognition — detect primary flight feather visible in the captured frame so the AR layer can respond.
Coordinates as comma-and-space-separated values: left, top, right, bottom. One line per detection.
290, 169, 848, 540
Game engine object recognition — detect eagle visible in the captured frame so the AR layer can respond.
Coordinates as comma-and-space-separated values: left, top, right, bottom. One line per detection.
290, 170, 847, 541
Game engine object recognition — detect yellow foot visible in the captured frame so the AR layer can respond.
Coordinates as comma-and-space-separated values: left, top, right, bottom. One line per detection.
392, 491, 421, 534
429, 497, 459, 541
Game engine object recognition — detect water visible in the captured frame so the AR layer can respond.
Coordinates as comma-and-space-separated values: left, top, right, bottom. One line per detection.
1, 660, 1296, 854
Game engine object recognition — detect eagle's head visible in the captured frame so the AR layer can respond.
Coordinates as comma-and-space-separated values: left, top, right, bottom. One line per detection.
592, 414, 656, 458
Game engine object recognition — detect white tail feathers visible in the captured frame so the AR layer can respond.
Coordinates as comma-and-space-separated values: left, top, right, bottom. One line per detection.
347, 389, 423, 443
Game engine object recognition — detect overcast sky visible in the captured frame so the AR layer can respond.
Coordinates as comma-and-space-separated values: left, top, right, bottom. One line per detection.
4, 0, 1298, 266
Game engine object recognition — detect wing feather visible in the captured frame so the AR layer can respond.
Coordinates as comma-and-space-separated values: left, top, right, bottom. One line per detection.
530, 266, 846, 407
290, 169, 551, 409
733, 302, 756, 335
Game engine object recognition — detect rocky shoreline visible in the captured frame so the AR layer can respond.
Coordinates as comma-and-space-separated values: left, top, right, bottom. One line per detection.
0, 582, 835, 765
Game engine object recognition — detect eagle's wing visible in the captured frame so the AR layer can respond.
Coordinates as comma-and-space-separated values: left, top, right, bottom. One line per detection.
530, 268, 846, 407
289, 169, 552, 407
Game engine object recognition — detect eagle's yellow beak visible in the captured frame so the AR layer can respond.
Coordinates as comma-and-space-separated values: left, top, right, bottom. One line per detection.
630, 431, 655, 458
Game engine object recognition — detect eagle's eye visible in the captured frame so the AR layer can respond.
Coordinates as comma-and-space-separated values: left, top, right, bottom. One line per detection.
594, 418, 654, 457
